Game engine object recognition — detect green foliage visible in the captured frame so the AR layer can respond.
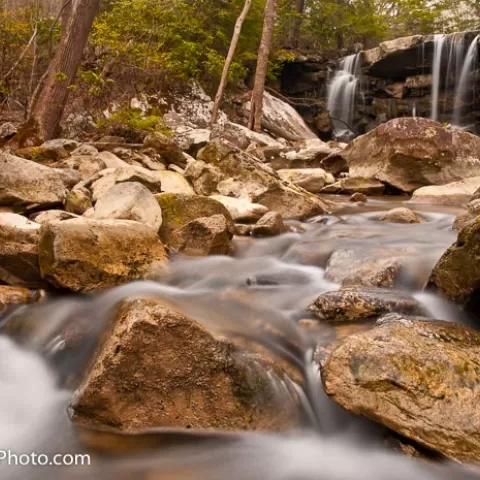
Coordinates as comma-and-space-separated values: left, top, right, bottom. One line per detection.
95, 106, 171, 141
91, 0, 265, 87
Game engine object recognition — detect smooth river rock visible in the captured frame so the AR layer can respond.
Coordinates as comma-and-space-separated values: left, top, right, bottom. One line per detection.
411, 177, 480, 205
323, 313, 480, 462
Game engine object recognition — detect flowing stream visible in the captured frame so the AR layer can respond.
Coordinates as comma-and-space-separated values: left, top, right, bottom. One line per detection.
1, 197, 479, 480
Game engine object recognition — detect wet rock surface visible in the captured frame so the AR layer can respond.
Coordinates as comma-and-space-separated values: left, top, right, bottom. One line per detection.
323, 313, 480, 462
380, 207, 422, 223
309, 287, 424, 322
70, 298, 296, 431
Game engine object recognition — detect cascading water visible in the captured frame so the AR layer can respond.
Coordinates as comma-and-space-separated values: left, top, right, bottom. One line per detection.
431, 34, 446, 121
453, 34, 480, 126
430, 32, 479, 126
326, 54, 361, 140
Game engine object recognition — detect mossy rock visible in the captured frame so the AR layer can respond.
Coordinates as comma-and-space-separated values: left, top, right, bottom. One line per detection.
155, 193, 234, 249
15, 146, 69, 163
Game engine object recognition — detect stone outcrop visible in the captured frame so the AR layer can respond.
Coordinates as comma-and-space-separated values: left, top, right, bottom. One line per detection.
321, 177, 385, 195
39, 218, 167, 291
427, 220, 480, 307
0, 153, 67, 209
323, 313, 480, 462
343, 118, 480, 193
70, 298, 296, 431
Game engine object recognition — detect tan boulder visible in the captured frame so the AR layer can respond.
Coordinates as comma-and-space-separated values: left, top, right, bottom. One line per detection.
343, 118, 480, 193
171, 214, 234, 256
210, 195, 268, 222
379, 207, 422, 224
252, 212, 288, 237
65, 187, 93, 215
92, 182, 162, 230
323, 313, 480, 462
39, 218, 167, 292
156, 193, 234, 253
55, 155, 107, 181
0, 153, 67, 209
411, 177, 480, 205
70, 298, 296, 431
277, 168, 328, 193
0, 214, 43, 287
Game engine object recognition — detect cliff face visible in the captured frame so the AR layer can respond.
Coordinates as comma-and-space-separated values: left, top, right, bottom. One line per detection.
279, 31, 480, 139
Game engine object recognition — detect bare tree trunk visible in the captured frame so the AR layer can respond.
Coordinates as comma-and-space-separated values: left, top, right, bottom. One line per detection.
28, 0, 100, 142
248, 0, 276, 132
211, 0, 252, 125
291, 0, 305, 48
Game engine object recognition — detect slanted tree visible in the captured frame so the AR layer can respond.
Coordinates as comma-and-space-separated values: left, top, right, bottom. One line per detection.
27, 0, 100, 142
211, 0, 253, 125
248, 0, 276, 132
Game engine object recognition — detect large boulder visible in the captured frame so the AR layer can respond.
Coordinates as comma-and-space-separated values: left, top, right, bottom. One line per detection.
39, 218, 167, 291
323, 313, 480, 462
92, 183, 163, 231
190, 141, 332, 219
309, 287, 424, 322
453, 199, 480, 231
427, 220, 480, 307
0, 214, 43, 287
411, 177, 480, 205
244, 92, 317, 141
343, 118, 480, 193
155, 193, 234, 253
0, 153, 67, 209
70, 298, 295, 431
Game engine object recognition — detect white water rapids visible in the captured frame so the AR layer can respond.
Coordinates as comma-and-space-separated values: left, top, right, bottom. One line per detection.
0, 198, 479, 480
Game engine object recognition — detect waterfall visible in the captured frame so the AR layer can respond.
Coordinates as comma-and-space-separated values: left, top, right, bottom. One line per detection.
326, 54, 361, 140
430, 32, 478, 126
453, 34, 480, 127
430, 34, 446, 121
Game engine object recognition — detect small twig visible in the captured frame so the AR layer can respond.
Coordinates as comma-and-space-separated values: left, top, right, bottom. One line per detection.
2, 25, 38, 81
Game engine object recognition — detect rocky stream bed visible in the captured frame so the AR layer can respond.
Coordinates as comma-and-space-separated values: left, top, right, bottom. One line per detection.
1, 85, 480, 479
